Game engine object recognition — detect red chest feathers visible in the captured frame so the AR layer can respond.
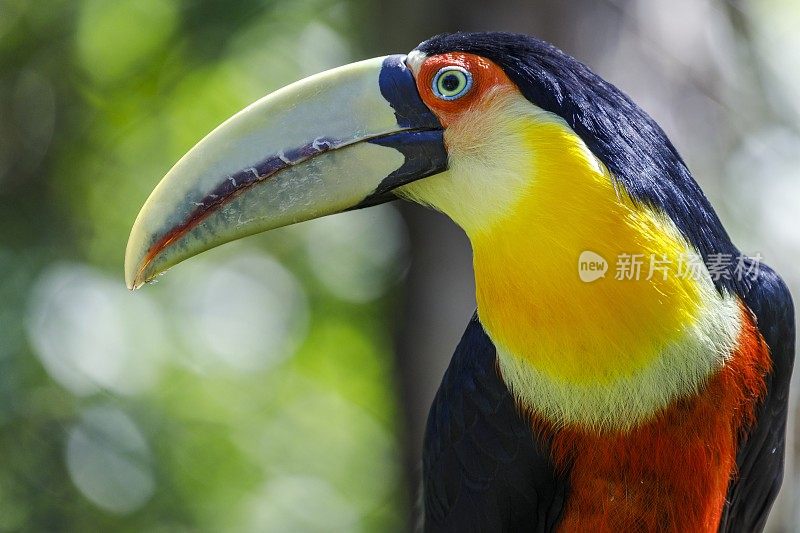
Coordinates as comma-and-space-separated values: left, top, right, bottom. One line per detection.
546, 308, 770, 533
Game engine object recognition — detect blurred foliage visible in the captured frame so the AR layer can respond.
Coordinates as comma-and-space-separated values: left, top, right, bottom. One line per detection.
0, 0, 409, 530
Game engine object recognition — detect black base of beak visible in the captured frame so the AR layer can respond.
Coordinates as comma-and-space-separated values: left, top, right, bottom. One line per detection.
354, 129, 447, 209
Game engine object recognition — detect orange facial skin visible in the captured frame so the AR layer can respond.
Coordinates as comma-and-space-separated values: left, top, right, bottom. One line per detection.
414, 53, 516, 126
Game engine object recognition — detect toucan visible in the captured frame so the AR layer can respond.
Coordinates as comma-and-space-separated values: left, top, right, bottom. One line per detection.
125, 32, 795, 532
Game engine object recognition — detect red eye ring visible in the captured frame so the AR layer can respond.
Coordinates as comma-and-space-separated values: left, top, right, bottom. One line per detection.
415, 52, 516, 127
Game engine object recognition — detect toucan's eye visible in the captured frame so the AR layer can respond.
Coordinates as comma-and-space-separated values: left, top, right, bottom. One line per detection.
432, 66, 473, 100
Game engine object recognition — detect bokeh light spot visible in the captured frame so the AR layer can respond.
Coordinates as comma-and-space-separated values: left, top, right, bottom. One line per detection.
238, 384, 399, 512
26, 263, 165, 396
303, 205, 409, 303
245, 475, 360, 532
66, 405, 155, 514
168, 249, 309, 373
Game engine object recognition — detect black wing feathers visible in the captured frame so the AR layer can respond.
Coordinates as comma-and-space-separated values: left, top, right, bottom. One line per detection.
422, 314, 567, 532
721, 263, 795, 532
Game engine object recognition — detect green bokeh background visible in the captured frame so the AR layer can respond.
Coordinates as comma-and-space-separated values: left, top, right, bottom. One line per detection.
2, 0, 800, 531
1, 1, 410, 530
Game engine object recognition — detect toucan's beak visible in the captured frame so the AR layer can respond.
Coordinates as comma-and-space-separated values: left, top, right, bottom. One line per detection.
125, 55, 446, 289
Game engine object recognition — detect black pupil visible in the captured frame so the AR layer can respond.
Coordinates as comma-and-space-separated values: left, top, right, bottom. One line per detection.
441, 73, 461, 92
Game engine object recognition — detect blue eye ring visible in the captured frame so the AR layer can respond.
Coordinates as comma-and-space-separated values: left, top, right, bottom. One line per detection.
431, 66, 473, 101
